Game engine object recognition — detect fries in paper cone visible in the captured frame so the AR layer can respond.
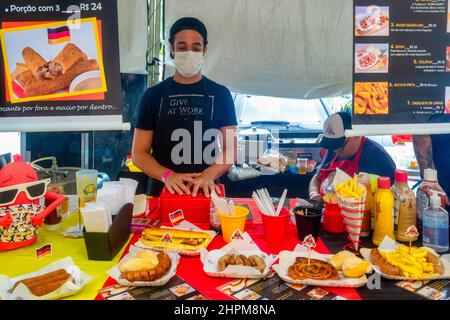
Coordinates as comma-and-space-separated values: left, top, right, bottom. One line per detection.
334, 170, 367, 251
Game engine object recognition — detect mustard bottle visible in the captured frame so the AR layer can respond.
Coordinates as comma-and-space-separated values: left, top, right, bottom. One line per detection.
373, 176, 395, 246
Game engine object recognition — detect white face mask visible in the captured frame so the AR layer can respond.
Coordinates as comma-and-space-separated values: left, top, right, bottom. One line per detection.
173, 51, 204, 78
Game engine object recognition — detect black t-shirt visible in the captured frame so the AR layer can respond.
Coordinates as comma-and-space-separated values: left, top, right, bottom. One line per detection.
135, 76, 238, 195
431, 134, 450, 197
321, 138, 397, 182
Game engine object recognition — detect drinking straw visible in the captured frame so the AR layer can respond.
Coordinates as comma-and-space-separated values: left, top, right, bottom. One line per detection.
276, 189, 288, 216
263, 188, 276, 215
256, 189, 267, 210
252, 192, 268, 214
212, 191, 229, 215
229, 199, 236, 215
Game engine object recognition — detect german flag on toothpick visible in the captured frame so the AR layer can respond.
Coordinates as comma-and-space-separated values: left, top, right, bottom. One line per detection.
36, 243, 52, 260
47, 26, 71, 45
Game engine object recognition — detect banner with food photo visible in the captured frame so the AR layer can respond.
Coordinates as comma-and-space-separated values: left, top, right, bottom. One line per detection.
1, 18, 106, 103
0, 0, 124, 132
350, 0, 450, 136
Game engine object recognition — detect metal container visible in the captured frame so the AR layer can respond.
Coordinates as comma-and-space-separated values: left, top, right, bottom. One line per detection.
237, 127, 273, 164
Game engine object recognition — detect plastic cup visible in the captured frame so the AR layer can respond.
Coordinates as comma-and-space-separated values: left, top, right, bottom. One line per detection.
261, 207, 290, 243
218, 206, 249, 243
322, 202, 345, 233
293, 206, 323, 241
76, 169, 98, 208
297, 158, 309, 175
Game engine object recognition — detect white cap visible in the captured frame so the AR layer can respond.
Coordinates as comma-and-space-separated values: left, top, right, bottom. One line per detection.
424, 168, 437, 182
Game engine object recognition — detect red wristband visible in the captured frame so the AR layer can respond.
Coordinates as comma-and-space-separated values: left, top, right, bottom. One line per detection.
162, 170, 174, 183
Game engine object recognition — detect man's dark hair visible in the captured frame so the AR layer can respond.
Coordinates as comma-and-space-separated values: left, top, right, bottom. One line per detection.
169, 17, 208, 47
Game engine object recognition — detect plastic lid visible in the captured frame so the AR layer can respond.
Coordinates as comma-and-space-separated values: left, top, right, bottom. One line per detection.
377, 176, 391, 189
395, 170, 408, 183
424, 168, 437, 182
430, 192, 442, 208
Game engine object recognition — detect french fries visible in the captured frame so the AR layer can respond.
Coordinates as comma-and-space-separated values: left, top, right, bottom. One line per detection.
336, 175, 366, 199
354, 82, 389, 115
381, 245, 439, 278
323, 194, 339, 204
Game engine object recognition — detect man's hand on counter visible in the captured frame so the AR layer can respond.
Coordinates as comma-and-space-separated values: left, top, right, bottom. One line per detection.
164, 172, 201, 195
191, 169, 222, 198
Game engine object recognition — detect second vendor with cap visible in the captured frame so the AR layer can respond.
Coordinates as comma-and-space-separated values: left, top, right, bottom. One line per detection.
132, 17, 238, 197
309, 112, 396, 201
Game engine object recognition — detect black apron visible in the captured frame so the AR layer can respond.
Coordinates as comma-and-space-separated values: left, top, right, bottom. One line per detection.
148, 78, 216, 196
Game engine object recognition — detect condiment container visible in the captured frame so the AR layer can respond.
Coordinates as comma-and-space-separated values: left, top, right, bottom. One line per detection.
392, 170, 417, 242
373, 177, 394, 246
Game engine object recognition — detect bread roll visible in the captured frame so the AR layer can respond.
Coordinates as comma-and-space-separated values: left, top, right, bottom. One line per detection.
330, 251, 357, 271
142, 227, 210, 239
342, 257, 371, 278
136, 251, 159, 265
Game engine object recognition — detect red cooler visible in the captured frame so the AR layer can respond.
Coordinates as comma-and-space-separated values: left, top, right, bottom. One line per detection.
159, 184, 225, 224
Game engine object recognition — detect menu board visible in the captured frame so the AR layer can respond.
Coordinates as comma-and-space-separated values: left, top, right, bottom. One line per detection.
0, 0, 126, 132
217, 274, 346, 300
351, 0, 450, 136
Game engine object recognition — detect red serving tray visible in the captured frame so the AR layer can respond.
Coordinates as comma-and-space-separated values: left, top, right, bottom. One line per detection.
158, 184, 225, 224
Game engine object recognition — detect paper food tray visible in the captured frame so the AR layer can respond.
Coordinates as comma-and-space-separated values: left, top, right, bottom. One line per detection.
133, 222, 217, 256
201, 248, 277, 279
360, 237, 450, 281
0, 256, 93, 300
272, 250, 368, 288
107, 247, 180, 287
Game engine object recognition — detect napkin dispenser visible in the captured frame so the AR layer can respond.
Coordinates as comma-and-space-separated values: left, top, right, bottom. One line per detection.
83, 203, 133, 261
159, 184, 225, 224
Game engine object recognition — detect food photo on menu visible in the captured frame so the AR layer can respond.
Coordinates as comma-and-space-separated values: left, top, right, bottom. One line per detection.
353, 82, 389, 115
0, 18, 107, 103
448, 1, 450, 33
445, 87, 450, 114
355, 43, 389, 73
355, 5, 389, 36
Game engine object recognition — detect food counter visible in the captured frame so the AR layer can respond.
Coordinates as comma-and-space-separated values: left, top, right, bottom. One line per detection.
1, 197, 447, 301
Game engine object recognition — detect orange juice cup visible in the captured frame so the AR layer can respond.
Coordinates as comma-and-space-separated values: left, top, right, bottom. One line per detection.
218, 206, 249, 243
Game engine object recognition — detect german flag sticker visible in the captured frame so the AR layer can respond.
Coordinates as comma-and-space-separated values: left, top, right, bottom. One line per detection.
47, 26, 71, 45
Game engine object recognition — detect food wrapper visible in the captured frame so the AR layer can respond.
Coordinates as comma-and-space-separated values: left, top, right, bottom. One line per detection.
200, 232, 277, 279
360, 236, 450, 281
107, 246, 180, 287
132, 220, 217, 256
333, 169, 367, 251
0, 256, 93, 300
272, 244, 369, 288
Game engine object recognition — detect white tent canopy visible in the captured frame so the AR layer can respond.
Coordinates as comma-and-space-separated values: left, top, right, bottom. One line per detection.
164, 0, 353, 99
118, 0, 148, 74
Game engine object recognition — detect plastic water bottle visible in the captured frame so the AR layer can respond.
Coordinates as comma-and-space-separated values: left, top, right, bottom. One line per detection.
422, 193, 449, 253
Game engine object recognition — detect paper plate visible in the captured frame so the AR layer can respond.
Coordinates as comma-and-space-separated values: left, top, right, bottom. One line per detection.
0, 257, 93, 300
272, 250, 369, 288
133, 226, 217, 256
107, 248, 180, 287
360, 248, 450, 281
201, 248, 277, 279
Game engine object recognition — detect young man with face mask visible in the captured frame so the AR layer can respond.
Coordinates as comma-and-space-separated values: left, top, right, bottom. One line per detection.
132, 17, 238, 197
